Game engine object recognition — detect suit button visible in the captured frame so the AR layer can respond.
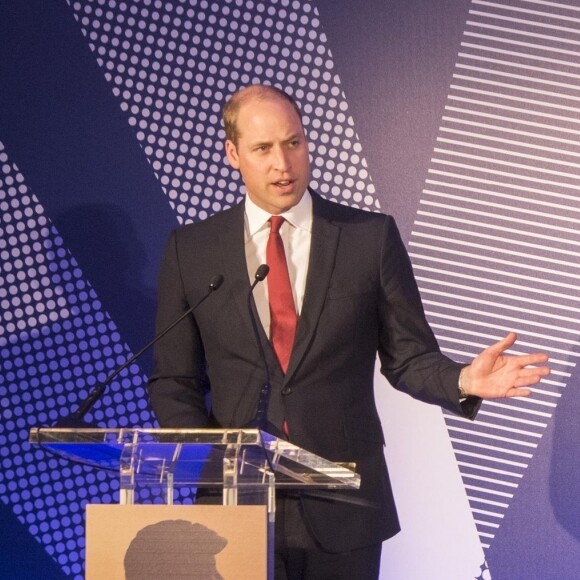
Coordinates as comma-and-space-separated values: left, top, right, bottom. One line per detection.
281, 386, 292, 396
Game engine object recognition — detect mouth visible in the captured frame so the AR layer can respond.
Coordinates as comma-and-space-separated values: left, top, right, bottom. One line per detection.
273, 179, 295, 191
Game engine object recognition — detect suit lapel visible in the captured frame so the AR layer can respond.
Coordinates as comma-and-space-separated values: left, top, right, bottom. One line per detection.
217, 201, 246, 282
217, 203, 257, 338
284, 193, 340, 383
217, 202, 276, 365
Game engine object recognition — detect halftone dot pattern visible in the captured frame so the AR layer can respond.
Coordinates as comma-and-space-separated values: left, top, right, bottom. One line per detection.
0, 140, 156, 578
2, 1, 382, 577
0, 145, 71, 339
68, 0, 381, 223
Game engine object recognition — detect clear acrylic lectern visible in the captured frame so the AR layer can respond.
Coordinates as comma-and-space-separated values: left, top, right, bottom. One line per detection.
29, 428, 361, 579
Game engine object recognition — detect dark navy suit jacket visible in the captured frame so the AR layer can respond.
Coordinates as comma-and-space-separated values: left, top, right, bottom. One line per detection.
148, 191, 479, 552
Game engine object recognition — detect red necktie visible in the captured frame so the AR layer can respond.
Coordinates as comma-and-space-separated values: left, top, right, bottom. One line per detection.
266, 216, 297, 374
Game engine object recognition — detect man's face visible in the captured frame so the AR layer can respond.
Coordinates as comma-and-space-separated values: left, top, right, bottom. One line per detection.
225, 97, 310, 215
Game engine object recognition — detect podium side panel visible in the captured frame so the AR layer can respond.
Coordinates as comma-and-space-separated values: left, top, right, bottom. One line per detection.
86, 504, 267, 580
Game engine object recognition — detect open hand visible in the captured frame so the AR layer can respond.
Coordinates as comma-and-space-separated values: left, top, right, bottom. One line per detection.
460, 332, 550, 399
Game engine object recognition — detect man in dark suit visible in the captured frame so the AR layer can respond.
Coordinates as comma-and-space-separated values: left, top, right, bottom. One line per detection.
148, 84, 549, 579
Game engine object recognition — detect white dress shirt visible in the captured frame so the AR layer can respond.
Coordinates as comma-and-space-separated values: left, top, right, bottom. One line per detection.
244, 190, 313, 338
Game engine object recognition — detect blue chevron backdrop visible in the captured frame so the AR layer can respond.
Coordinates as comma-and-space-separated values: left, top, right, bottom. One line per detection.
1, 1, 579, 578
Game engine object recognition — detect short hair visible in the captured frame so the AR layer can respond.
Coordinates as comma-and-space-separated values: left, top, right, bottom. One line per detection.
222, 84, 303, 146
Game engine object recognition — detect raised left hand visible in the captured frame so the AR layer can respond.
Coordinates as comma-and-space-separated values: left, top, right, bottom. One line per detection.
460, 332, 550, 399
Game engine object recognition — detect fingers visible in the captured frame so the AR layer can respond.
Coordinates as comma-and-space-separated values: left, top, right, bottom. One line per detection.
515, 360, 550, 375
486, 331, 517, 356
516, 352, 550, 367
500, 331, 517, 349
467, 332, 551, 400
506, 387, 532, 398
486, 334, 549, 369
509, 355, 551, 386
486, 332, 552, 366
514, 368, 550, 388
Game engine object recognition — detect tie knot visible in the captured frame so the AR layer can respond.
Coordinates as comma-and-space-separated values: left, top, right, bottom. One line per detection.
269, 215, 285, 234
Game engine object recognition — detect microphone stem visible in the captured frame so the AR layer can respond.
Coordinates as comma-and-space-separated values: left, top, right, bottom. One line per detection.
246, 271, 272, 430
73, 305, 196, 419
67, 279, 222, 423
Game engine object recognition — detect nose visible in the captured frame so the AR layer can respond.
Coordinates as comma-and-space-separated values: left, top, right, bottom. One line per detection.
272, 145, 291, 171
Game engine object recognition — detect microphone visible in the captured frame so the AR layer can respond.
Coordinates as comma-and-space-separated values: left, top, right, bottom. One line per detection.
245, 264, 271, 429
56, 274, 224, 427
254, 263, 269, 285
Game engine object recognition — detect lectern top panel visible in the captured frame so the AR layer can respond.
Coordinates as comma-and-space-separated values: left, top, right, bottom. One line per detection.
29, 428, 361, 489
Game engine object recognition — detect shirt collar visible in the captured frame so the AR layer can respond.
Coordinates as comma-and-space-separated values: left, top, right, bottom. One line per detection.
244, 189, 313, 238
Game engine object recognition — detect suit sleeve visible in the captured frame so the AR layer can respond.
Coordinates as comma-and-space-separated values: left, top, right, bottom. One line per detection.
147, 229, 212, 427
377, 216, 481, 418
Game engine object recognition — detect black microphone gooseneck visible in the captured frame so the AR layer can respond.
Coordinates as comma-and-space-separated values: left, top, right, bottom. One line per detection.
245, 264, 271, 429
56, 274, 224, 426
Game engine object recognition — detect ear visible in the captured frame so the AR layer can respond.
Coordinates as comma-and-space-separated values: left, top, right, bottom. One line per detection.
225, 140, 240, 169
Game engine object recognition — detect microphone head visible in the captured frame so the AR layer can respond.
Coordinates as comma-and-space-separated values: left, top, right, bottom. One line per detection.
209, 274, 224, 291
255, 264, 269, 282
